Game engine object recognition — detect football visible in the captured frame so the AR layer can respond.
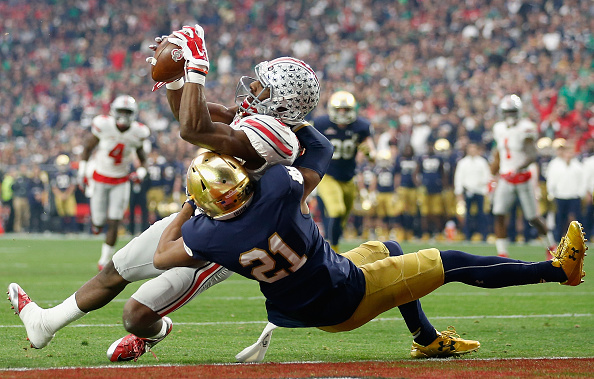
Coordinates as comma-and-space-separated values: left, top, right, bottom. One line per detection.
150, 37, 185, 82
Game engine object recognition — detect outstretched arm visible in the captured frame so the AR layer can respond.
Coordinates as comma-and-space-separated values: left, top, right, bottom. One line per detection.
166, 86, 237, 123
153, 202, 207, 270
168, 24, 265, 170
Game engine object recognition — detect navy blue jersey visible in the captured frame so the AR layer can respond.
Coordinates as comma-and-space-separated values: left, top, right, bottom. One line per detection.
182, 165, 366, 328
356, 161, 375, 190
50, 169, 76, 191
374, 164, 397, 193
313, 115, 372, 182
395, 156, 417, 188
537, 155, 552, 182
418, 154, 444, 193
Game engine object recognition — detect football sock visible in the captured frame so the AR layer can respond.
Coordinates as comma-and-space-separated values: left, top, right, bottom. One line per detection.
43, 294, 86, 334
146, 318, 169, 341
384, 241, 437, 346
441, 249, 567, 287
495, 238, 508, 255
99, 243, 115, 264
545, 231, 556, 248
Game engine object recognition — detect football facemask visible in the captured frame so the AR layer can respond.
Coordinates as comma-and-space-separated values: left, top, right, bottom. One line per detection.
110, 95, 138, 129
235, 57, 320, 125
328, 90, 357, 125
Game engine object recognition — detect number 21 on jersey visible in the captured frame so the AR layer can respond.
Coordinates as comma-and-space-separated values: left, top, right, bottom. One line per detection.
239, 233, 307, 283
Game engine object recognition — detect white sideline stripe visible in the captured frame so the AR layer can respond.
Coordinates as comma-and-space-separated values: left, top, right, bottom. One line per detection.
2, 313, 591, 329
40, 291, 594, 304
1, 356, 592, 372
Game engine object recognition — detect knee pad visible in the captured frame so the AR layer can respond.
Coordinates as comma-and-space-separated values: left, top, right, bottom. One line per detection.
384, 240, 404, 257
341, 241, 390, 267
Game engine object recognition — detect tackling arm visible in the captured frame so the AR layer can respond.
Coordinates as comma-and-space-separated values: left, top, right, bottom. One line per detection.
153, 202, 207, 270
292, 124, 334, 208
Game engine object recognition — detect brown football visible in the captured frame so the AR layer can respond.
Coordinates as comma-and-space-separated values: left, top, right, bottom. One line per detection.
150, 37, 185, 82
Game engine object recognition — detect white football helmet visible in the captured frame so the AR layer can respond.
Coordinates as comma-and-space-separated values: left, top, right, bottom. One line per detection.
328, 91, 357, 125
235, 57, 320, 125
499, 94, 522, 123
186, 152, 254, 220
110, 95, 138, 129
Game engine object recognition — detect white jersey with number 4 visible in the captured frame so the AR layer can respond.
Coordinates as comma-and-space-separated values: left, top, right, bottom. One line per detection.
91, 115, 150, 180
493, 118, 537, 175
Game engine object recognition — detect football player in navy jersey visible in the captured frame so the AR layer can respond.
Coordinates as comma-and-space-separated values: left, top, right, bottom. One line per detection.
416, 143, 447, 240
313, 91, 375, 251
155, 146, 587, 360
50, 154, 78, 233
394, 144, 419, 240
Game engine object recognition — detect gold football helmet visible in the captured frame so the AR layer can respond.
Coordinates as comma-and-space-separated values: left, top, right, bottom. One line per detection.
186, 152, 254, 220
328, 90, 357, 125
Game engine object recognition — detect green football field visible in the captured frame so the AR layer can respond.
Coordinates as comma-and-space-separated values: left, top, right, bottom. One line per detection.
0, 236, 592, 369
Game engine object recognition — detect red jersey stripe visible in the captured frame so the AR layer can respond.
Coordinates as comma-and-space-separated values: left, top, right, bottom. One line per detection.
159, 263, 222, 316
244, 118, 294, 157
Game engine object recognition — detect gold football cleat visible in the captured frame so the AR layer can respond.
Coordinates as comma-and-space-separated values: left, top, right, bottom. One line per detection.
410, 326, 480, 359
551, 221, 588, 286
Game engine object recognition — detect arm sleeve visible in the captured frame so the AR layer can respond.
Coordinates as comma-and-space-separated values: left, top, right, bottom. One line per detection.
293, 124, 333, 178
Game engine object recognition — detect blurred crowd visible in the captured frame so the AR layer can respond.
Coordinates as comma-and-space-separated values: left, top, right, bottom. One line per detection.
0, 0, 593, 240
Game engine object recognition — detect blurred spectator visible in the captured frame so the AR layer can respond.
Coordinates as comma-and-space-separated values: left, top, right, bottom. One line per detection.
1, 168, 16, 233
454, 142, 491, 241
12, 165, 31, 233
28, 164, 49, 233
546, 143, 586, 242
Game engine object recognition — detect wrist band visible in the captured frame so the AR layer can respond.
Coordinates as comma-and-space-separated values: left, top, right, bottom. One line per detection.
166, 78, 184, 90
186, 68, 207, 86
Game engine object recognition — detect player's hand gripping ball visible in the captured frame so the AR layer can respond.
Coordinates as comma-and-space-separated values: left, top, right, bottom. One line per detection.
148, 36, 185, 82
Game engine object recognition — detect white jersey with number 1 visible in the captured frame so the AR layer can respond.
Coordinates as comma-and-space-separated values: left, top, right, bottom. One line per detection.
493, 118, 537, 175
91, 115, 150, 181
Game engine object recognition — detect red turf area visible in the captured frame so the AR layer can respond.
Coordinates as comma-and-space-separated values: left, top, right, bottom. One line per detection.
1, 358, 592, 379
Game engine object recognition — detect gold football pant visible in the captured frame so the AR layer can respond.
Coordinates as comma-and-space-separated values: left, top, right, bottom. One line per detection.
320, 246, 444, 332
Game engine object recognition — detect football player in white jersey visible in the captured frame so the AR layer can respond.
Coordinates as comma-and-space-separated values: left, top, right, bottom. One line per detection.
490, 94, 556, 258
77, 95, 150, 270
9, 23, 321, 362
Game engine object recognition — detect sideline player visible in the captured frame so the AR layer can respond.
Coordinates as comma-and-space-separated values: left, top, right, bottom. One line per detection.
154, 151, 586, 359
491, 94, 556, 258
78, 95, 150, 270
7, 23, 318, 361
314, 91, 375, 251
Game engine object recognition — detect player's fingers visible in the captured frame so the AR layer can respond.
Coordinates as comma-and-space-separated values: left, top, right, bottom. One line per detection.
146, 57, 157, 65
181, 25, 195, 38
194, 24, 205, 38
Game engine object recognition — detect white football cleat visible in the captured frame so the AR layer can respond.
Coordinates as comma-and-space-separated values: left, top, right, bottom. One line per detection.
235, 322, 277, 363
7, 283, 55, 349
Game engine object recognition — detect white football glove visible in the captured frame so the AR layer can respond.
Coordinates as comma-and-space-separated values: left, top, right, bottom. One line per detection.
235, 322, 277, 363
77, 160, 88, 189
168, 24, 209, 74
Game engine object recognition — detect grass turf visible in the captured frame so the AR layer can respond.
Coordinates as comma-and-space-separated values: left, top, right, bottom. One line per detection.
0, 236, 592, 368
